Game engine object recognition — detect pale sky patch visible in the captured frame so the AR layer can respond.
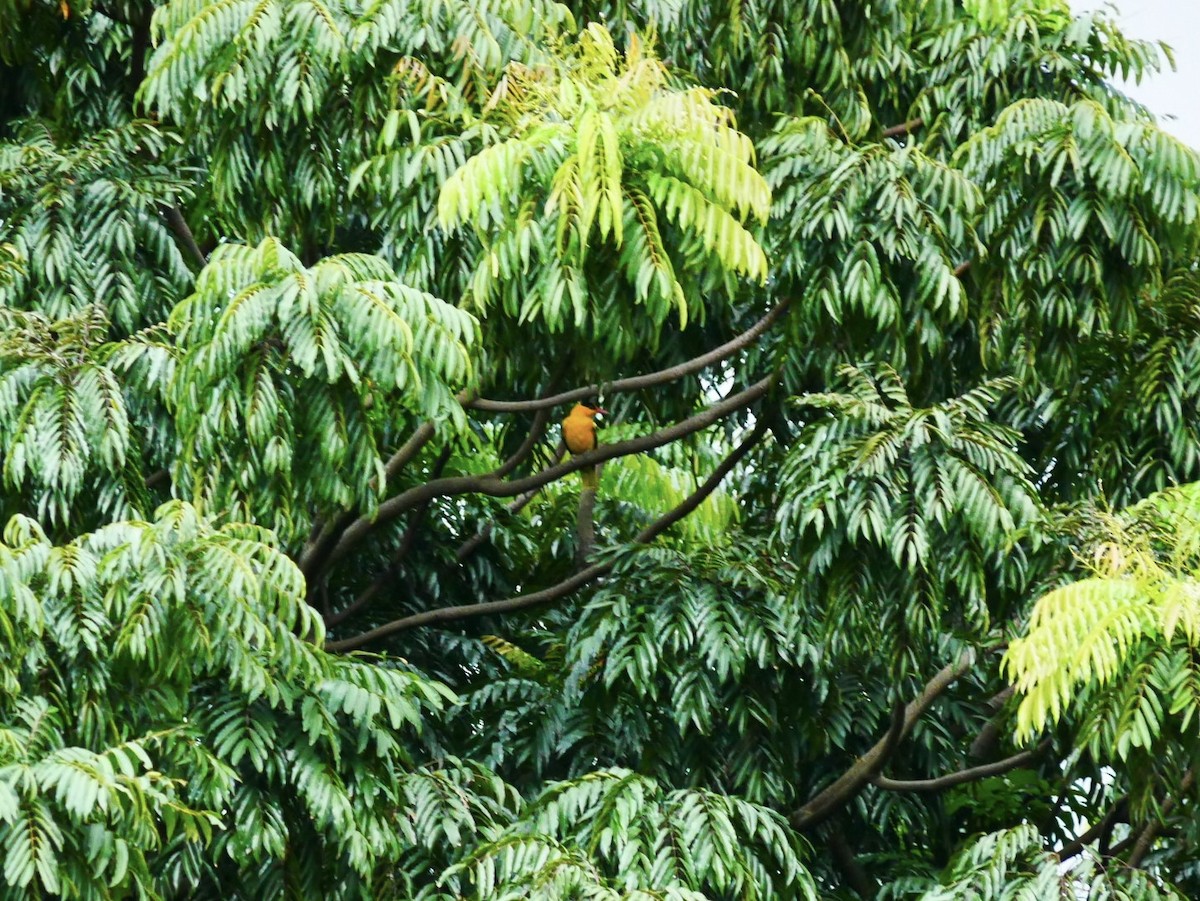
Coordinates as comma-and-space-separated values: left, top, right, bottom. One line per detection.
1071, 0, 1200, 149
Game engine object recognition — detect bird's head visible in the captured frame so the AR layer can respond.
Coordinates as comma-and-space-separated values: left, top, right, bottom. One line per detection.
573, 400, 607, 418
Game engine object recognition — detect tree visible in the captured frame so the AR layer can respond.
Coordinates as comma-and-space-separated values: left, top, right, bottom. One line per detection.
1, 0, 1199, 897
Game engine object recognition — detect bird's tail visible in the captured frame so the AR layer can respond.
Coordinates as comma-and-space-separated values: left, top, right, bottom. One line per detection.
581, 465, 598, 490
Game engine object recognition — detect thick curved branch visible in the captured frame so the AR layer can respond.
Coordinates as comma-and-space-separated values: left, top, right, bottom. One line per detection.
322, 447, 452, 625
968, 685, 1015, 759
871, 739, 1050, 793
383, 421, 439, 482
789, 650, 976, 831
299, 421, 440, 576
1127, 768, 1195, 868
324, 419, 768, 652
319, 375, 774, 572
159, 205, 206, 269
466, 300, 789, 413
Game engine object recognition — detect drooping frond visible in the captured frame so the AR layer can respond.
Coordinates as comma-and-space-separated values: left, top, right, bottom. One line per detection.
441, 768, 815, 900
0, 306, 145, 528
165, 237, 477, 543
1007, 482, 1200, 747
0, 121, 194, 334
0, 502, 457, 899
885, 824, 1186, 901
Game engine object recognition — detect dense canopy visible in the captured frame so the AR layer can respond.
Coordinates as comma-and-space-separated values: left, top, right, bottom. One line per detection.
2, 0, 1200, 898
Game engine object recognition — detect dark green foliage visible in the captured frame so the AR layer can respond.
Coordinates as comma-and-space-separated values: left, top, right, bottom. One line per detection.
2, 0, 1200, 898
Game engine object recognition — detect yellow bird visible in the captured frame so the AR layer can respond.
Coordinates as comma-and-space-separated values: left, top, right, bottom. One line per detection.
562, 402, 606, 489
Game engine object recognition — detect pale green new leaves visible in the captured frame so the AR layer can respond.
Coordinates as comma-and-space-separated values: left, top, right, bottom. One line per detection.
1006, 482, 1200, 746
438, 25, 770, 330
164, 237, 476, 542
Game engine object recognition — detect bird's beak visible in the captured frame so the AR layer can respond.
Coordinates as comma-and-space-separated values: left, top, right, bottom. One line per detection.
595, 408, 608, 416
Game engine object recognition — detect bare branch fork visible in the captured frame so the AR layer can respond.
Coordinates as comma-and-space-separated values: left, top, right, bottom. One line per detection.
298, 300, 790, 578
790, 650, 976, 830
314, 375, 775, 578
323, 418, 769, 652
321, 446, 453, 624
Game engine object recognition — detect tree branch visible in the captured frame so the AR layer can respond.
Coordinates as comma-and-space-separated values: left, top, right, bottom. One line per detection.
827, 824, 877, 899
466, 300, 789, 413
159, 205, 206, 269
298, 421, 439, 576
455, 481, 548, 563
1059, 796, 1128, 862
324, 419, 768, 652
302, 402, 549, 578
494, 405, 553, 479
872, 739, 1050, 793
881, 117, 925, 139
575, 485, 597, 566
789, 650, 976, 831
321, 446, 452, 625
968, 685, 1014, 759
1127, 768, 1195, 868
319, 375, 775, 573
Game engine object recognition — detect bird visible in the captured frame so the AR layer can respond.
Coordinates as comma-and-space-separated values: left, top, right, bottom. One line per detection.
561, 401, 606, 490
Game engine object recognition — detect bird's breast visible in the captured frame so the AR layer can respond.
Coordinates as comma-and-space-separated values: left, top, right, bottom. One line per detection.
562, 416, 597, 454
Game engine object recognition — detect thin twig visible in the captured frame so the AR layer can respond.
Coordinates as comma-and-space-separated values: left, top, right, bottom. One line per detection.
872, 740, 1050, 793
299, 421, 439, 576
466, 300, 789, 413
881, 117, 925, 139
883, 118, 926, 139
319, 376, 774, 573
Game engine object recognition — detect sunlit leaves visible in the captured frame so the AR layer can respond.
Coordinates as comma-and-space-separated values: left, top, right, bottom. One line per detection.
890, 824, 1185, 901
1007, 483, 1200, 750
435, 24, 770, 334
0, 503, 455, 899
165, 237, 476, 544
444, 768, 816, 900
